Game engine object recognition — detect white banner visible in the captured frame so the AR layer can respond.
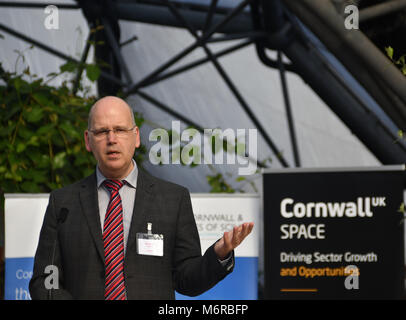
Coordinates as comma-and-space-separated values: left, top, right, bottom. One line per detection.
5, 194, 49, 259
4, 193, 260, 300
191, 193, 259, 257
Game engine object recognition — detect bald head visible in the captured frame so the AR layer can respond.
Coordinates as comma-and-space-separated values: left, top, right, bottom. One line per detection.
88, 96, 135, 130
84, 95, 140, 179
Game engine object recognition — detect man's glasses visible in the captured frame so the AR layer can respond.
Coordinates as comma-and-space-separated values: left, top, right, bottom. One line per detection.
89, 125, 136, 138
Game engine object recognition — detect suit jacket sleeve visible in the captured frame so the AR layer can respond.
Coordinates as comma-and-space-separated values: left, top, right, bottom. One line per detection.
172, 188, 234, 296
29, 191, 73, 300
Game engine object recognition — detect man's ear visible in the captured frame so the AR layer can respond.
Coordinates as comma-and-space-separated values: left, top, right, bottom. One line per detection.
134, 126, 141, 149
84, 130, 92, 152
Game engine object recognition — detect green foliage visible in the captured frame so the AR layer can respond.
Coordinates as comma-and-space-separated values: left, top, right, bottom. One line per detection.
385, 46, 406, 76
147, 123, 264, 193
206, 170, 261, 194
0, 64, 98, 193
398, 202, 406, 224
0, 62, 148, 194
207, 173, 236, 193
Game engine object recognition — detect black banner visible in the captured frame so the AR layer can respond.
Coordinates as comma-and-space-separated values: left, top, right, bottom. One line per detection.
263, 166, 405, 299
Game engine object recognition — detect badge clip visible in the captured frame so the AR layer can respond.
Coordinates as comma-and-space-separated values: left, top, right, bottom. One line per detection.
136, 222, 164, 256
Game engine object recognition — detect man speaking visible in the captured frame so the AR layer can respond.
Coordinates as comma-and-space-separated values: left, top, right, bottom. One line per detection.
29, 96, 254, 300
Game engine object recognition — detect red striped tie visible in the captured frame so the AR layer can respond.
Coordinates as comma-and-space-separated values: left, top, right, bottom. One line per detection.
103, 179, 126, 300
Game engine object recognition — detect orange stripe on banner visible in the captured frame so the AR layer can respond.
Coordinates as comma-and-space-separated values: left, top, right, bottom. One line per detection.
280, 288, 318, 292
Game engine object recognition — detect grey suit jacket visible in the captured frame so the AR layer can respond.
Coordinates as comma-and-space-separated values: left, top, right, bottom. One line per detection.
29, 169, 234, 299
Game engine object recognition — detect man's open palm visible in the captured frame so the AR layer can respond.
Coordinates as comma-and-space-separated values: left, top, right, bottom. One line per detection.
214, 222, 254, 260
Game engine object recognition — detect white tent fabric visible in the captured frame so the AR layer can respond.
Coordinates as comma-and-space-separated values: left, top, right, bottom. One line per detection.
0, 1, 380, 196
0, 2, 94, 88
119, 21, 379, 192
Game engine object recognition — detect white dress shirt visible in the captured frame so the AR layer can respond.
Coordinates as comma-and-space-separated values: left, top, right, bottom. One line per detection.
96, 159, 138, 254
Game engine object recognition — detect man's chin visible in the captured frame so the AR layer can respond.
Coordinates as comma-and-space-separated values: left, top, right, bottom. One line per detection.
99, 161, 133, 179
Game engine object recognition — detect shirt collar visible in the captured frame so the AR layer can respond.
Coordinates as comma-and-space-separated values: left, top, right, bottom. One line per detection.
96, 159, 138, 189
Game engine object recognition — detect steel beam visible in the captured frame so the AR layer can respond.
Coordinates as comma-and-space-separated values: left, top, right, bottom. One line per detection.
114, 1, 253, 34
360, 0, 406, 22
0, 2, 79, 9
281, 0, 406, 131
73, 29, 93, 94
280, 16, 406, 164
144, 40, 254, 87
100, 16, 133, 84
277, 51, 300, 167
122, 0, 253, 97
0, 22, 126, 87
162, 0, 289, 167
202, 0, 219, 33
137, 90, 266, 169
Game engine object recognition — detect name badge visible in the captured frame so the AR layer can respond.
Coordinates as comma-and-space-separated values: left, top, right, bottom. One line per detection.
136, 223, 164, 257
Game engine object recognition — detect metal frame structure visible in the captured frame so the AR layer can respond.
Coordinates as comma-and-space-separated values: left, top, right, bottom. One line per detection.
1, 0, 406, 168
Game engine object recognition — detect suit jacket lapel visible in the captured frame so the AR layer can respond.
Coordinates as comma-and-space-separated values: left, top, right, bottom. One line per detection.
79, 173, 105, 263
78, 170, 155, 264
126, 169, 155, 257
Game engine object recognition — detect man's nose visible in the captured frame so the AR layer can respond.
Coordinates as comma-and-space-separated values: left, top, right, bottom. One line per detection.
106, 130, 118, 143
